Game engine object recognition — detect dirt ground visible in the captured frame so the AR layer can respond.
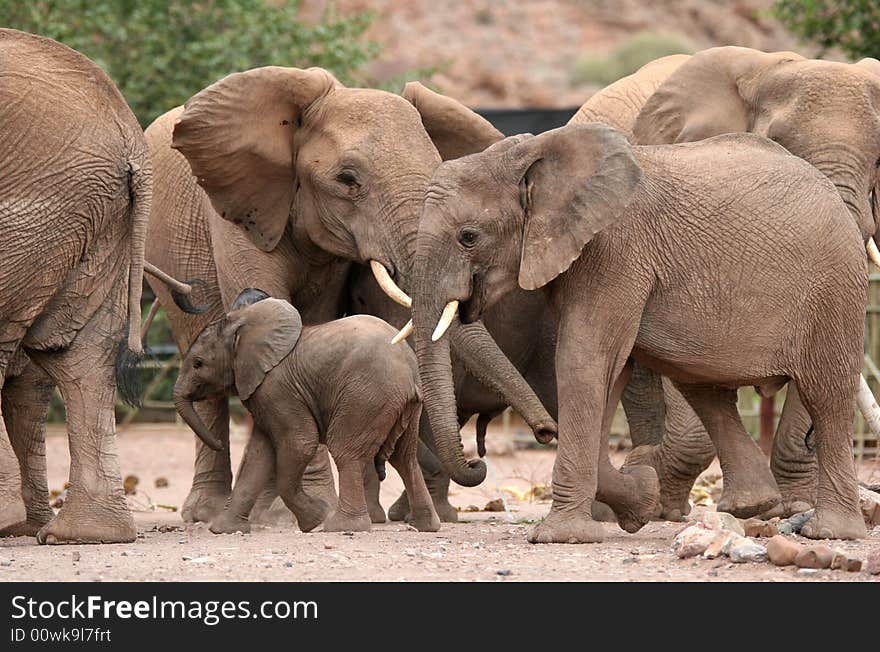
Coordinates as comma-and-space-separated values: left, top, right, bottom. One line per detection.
1, 422, 878, 582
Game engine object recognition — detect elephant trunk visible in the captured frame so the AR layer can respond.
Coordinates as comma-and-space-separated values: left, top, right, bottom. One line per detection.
413, 321, 486, 487
173, 390, 224, 452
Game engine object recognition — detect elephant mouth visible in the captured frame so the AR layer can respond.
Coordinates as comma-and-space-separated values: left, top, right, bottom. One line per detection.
459, 275, 485, 324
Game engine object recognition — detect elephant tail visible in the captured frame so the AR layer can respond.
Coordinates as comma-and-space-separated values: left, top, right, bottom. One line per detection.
116, 143, 153, 407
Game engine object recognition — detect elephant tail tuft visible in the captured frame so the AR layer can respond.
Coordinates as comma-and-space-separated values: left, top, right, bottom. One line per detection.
115, 337, 144, 408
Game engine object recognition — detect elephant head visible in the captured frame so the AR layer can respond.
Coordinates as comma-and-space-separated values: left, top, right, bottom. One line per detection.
173, 290, 302, 450
173, 69, 557, 486
632, 46, 880, 249
407, 124, 641, 481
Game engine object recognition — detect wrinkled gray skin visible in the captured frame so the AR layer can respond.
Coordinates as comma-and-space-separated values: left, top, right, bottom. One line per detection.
173, 294, 440, 534
413, 124, 868, 542
0, 29, 149, 544
625, 47, 880, 520
147, 68, 557, 526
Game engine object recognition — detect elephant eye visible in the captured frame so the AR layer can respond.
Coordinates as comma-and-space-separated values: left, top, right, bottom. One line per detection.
193, 359, 204, 369
336, 170, 359, 186
458, 228, 479, 248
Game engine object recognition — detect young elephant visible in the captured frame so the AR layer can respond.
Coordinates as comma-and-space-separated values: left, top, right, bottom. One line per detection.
174, 291, 440, 534
407, 123, 869, 542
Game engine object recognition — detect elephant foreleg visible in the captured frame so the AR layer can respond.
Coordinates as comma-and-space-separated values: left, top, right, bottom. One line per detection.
0, 362, 54, 536
211, 425, 274, 534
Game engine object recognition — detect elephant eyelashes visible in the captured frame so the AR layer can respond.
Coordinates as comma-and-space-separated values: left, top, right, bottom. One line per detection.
458, 228, 478, 248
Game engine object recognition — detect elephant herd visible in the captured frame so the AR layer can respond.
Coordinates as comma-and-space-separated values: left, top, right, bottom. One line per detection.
1, 28, 879, 546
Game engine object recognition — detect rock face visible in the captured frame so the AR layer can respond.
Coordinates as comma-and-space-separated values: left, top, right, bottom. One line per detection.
766, 535, 803, 566
794, 546, 834, 570
727, 536, 767, 563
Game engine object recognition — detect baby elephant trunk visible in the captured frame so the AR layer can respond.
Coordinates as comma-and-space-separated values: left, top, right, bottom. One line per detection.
173, 387, 224, 451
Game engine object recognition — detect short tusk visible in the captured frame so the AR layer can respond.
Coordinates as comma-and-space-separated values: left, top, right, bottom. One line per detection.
867, 239, 880, 268
431, 300, 459, 342
391, 319, 414, 345
370, 260, 412, 308
856, 374, 880, 438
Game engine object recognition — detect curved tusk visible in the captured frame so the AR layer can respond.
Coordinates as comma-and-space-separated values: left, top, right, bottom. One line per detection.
431, 300, 459, 342
867, 239, 880, 268
856, 374, 880, 438
391, 319, 414, 345
370, 260, 412, 308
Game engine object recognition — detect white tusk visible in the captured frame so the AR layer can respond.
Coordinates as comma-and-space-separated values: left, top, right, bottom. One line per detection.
431, 300, 459, 342
867, 238, 880, 268
370, 260, 412, 308
856, 374, 880, 438
391, 319, 413, 345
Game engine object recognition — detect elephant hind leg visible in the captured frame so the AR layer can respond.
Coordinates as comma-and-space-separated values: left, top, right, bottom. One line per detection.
796, 375, 866, 540
768, 383, 817, 516
388, 401, 440, 533
674, 383, 780, 519
0, 362, 54, 537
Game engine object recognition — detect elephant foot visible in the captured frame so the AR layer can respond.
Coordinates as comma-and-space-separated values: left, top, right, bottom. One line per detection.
430, 498, 458, 523
0, 497, 27, 534
387, 492, 409, 522
322, 510, 371, 533
409, 506, 441, 532
292, 495, 331, 533
527, 507, 605, 544
251, 495, 295, 527
590, 501, 617, 522
610, 464, 661, 534
800, 507, 867, 541
209, 511, 251, 535
0, 516, 51, 538
37, 497, 135, 544
759, 498, 813, 520
717, 484, 781, 520
367, 498, 387, 524
625, 445, 692, 522
181, 483, 229, 524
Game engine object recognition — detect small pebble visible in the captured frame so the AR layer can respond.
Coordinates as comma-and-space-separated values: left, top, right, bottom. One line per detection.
496, 569, 512, 576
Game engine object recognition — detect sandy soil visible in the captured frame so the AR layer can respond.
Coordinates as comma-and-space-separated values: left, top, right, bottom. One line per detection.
1, 423, 878, 582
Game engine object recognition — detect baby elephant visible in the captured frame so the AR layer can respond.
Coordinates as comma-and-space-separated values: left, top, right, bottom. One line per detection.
173, 290, 440, 534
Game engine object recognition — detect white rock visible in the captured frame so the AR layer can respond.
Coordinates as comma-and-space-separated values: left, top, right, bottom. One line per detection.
671, 524, 716, 559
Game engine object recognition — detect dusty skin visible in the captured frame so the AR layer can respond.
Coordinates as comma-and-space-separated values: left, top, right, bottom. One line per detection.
0, 422, 877, 582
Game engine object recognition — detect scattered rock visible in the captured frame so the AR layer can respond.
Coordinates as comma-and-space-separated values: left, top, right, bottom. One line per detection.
743, 518, 778, 538
72, 552, 81, 563
776, 521, 794, 535
766, 535, 802, 566
0, 560, 12, 567
461, 505, 480, 512
284, 561, 294, 568
794, 545, 834, 570
797, 568, 819, 576
154, 477, 169, 489
859, 486, 880, 527
782, 509, 815, 534
123, 474, 139, 495
671, 524, 716, 559
727, 537, 767, 563
830, 549, 862, 572
701, 511, 745, 536
866, 549, 880, 575
484, 499, 505, 512
496, 569, 512, 576
702, 531, 735, 560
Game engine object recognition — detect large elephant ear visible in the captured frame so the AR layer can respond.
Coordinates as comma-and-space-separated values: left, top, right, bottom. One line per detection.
511, 124, 643, 290
172, 66, 339, 252
228, 298, 303, 400
402, 81, 503, 159
632, 47, 803, 145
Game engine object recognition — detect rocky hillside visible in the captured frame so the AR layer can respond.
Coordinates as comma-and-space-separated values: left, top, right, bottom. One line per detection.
301, 0, 808, 108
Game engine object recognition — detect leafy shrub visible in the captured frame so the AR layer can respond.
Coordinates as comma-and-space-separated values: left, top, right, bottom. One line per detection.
773, 0, 880, 60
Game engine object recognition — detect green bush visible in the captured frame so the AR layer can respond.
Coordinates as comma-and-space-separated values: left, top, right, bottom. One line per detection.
773, 0, 880, 60
572, 31, 694, 86
0, 0, 381, 126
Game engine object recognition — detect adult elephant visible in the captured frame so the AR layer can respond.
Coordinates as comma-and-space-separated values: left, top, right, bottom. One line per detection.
624, 47, 880, 519
410, 124, 869, 541
145, 67, 558, 525
0, 29, 150, 543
